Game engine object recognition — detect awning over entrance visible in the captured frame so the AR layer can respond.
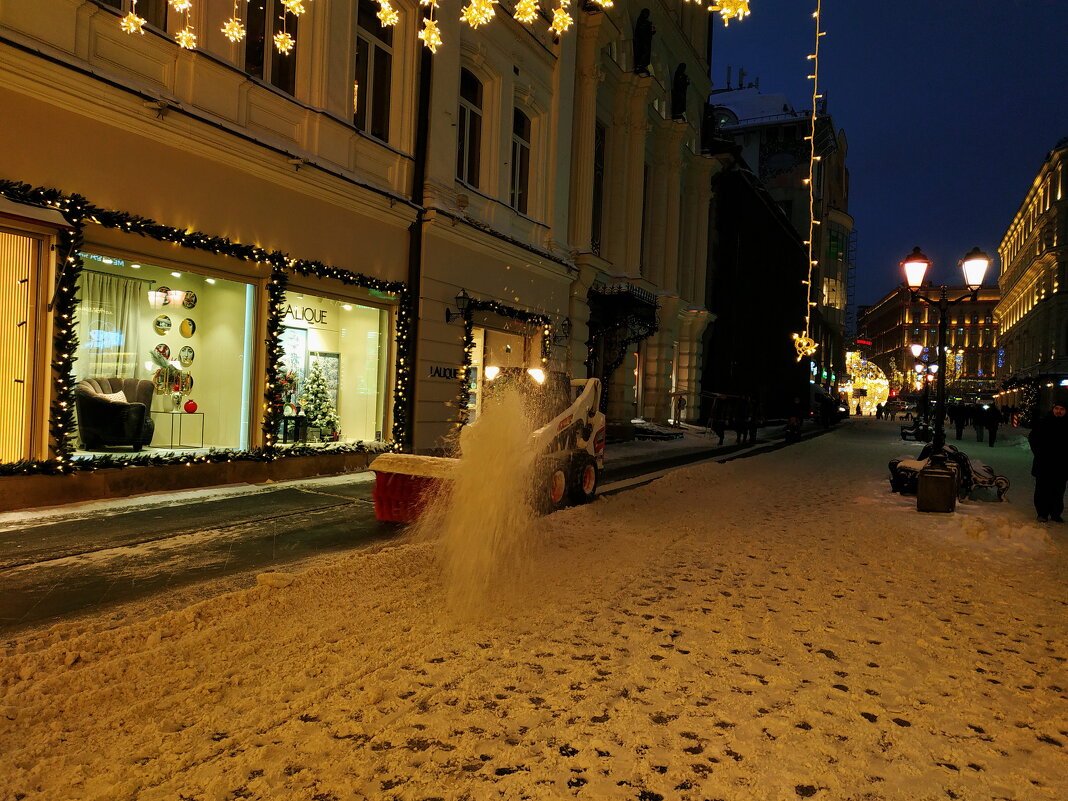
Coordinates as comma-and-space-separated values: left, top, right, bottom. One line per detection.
586, 281, 659, 395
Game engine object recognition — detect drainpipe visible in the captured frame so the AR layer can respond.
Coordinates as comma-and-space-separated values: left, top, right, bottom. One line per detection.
404, 45, 433, 450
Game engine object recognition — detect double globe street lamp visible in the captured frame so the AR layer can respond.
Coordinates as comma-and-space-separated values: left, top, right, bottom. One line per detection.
902, 246, 991, 451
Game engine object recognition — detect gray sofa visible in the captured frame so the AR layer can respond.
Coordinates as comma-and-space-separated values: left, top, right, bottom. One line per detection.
74, 377, 155, 450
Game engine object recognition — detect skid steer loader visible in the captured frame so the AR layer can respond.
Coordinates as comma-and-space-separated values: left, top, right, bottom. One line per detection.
371, 369, 606, 522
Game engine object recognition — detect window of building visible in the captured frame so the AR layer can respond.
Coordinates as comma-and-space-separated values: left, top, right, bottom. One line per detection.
354, 0, 392, 141
0, 228, 44, 462
280, 290, 388, 443
245, 0, 298, 95
74, 252, 256, 454
510, 108, 531, 214
98, 0, 168, 28
456, 68, 483, 188
591, 122, 606, 256
464, 325, 538, 424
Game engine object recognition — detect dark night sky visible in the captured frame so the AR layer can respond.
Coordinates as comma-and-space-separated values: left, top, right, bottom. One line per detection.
710, 0, 1068, 307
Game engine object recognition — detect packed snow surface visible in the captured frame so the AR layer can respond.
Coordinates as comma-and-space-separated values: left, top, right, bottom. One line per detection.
2, 420, 1066, 800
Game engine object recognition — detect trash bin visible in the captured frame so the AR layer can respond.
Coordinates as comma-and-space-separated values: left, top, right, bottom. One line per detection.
917, 452, 958, 513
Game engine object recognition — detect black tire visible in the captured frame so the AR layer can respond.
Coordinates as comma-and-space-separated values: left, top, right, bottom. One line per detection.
533, 461, 570, 515
569, 454, 598, 505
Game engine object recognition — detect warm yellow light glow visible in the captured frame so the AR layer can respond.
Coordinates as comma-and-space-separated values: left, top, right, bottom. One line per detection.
792, 333, 818, 359
709, 0, 750, 25
273, 30, 295, 54
168, 0, 192, 11
589, 0, 613, 9
549, 1, 573, 34
460, 0, 497, 27
484, 366, 501, 381
793, 0, 822, 360
120, 11, 146, 34
175, 26, 197, 49
376, 0, 399, 26
527, 368, 546, 384
418, 16, 442, 51
282, 0, 307, 14
514, 0, 538, 23
222, 17, 246, 42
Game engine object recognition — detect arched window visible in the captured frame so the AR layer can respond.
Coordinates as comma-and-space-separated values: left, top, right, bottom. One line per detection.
510, 108, 531, 214
457, 69, 483, 188
354, 0, 393, 141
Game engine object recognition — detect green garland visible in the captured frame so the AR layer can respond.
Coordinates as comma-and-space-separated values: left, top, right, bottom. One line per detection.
452, 297, 554, 428
0, 179, 412, 473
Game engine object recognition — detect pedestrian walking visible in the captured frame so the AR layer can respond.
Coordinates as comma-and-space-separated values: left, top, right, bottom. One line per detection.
950, 405, 967, 440
712, 418, 726, 446
875, 403, 883, 420
1028, 400, 1068, 523
855, 402, 862, 416
971, 405, 984, 442
984, 404, 1001, 447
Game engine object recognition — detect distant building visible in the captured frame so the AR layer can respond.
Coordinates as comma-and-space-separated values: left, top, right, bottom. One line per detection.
858, 285, 1000, 402
709, 86, 853, 405
995, 136, 1068, 418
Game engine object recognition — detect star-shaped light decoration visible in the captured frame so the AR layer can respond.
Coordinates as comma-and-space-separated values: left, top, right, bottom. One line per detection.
792, 332, 818, 360
418, 16, 442, 52
709, 0, 750, 25
588, 0, 613, 9
513, 0, 538, 24
281, 0, 307, 14
273, 30, 295, 54
175, 26, 198, 49
221, 17, 247, 42
168, 0, 193, 12
548, 1, 572, 35
460, 0, 496, 28
377, 0, 399, 26
120, 11, 146, 34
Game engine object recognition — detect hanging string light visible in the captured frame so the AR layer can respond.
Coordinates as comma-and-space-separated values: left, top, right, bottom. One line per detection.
119, 0, 146, 34
709, 0, 750, 25
168, 0, 192, 11
793, 0, 824, 361
169, 0, 197, 48
513, 0, 538, 24
273, 1, 295, 54
548, 0, 573, 36
281, 0, 306, 15
222, 0, 247, 42
460, 0, 497, 28
377, 0, 400, 27
588, 0, 613, 10
418, 0, 442, 53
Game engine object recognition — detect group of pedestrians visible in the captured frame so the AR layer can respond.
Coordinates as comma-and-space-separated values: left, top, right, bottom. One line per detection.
947, 403, 1004, 447
1029, 399, 1068, 523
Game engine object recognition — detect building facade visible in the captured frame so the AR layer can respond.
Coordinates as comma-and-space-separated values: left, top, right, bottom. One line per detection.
0, 0, 720, 507
709, 86, 853, 407
995, 136, 1068, 418
858, 285, 1001, 403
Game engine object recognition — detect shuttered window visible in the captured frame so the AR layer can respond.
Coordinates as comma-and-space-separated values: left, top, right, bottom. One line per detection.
0, 229, 39, 462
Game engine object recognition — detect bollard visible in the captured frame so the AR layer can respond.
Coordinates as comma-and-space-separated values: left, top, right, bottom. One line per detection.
917, 452, 958, 513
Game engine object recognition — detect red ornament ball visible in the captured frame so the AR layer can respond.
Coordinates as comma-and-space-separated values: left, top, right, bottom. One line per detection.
184, 400, 198, 413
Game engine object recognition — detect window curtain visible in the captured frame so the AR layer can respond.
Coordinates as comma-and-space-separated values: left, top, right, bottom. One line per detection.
76, 271, 145, 380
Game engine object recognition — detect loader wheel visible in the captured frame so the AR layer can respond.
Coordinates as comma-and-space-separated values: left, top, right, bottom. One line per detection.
569, 455, 598, 505
533, 463, 569, 515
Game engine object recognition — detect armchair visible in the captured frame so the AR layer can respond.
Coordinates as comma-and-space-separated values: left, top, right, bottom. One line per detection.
75, 378, 156, 450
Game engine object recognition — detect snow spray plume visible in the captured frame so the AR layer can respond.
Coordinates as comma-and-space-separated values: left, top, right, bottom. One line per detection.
411, 386, 541, 614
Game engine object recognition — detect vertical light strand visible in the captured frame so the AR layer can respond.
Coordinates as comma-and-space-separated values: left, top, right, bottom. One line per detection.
120, 0, 147, 34
222, 0, 247, 42
172, 0, 197, 48
419, 0, 443, 52
793, 0, 822, 360
275, 4, 296, 54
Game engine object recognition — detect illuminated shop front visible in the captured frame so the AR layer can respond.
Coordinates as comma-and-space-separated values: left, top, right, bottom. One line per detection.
279, 289, 390, 444
73, 251, 256, 452
464, 325, 533, 423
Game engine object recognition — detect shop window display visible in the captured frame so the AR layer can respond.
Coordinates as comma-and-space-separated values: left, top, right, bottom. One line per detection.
280, 290, 388, 444
74, 253, 254, 453
465, 325, 531, 424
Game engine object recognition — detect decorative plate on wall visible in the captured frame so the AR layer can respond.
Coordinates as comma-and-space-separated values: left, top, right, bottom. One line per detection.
158, 286, 171, 304
155, 343, 171, 359
183, 291, 198, 309
153, 315, 172, 335
179, 318, 196, 338
179, 346, 194, 366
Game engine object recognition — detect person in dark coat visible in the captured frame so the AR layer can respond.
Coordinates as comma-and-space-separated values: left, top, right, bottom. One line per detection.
983, 404, 1001, 447
950, 404, 967, 440
971, 404, 985, 441
1028, 401, 1068, 523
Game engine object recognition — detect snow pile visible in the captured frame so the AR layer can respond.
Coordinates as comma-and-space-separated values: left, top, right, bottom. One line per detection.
2, 421, 1066, 800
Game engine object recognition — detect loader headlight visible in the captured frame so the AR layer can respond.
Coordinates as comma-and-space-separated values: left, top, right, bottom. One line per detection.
484, 366, 500, 381
526, 368, 546, 384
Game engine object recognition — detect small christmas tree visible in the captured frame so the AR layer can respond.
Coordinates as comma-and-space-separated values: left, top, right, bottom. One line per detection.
299, 362, 340, 433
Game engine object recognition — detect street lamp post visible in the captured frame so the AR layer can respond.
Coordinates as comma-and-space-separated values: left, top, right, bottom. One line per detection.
910, 343, 931, 429
902, 246, 991, 451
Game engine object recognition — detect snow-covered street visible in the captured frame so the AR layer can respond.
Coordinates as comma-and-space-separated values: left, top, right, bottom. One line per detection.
3, 419, 1066, 801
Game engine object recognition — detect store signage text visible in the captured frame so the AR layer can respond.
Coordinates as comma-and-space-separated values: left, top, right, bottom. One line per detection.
429, 365, 461, 380
284, 305, 328, 326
